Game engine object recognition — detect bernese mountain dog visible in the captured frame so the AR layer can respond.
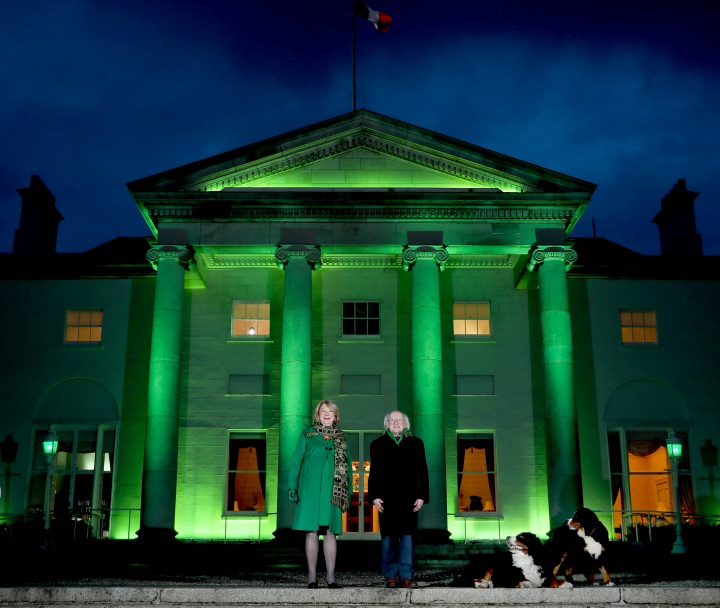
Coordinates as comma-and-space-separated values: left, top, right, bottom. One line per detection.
548, 508, 614, 586
452, 533, 571, 588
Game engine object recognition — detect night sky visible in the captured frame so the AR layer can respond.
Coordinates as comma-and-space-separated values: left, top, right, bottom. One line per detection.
2, 0, 719, 254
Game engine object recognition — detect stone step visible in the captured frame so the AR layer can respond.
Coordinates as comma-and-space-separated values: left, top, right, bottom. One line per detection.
1, 585, 718, 607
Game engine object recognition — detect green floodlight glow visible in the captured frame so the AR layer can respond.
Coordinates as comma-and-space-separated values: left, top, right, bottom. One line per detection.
667, 435, 683, 460
42, 431, 58, 457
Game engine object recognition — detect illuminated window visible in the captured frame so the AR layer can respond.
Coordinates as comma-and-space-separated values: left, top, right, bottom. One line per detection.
231, 301, 270, 336
453, 302, 491, 335
620, 310, 657, 343
457, 433, 496, 513
28, 427, 115, 537
226, 432, 266, 515
606, 430, 693, 540
343, 301, 380, 336
65, 310, 103, 343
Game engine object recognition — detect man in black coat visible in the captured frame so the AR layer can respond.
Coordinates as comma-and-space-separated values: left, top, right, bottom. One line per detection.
368, 411, 429, 588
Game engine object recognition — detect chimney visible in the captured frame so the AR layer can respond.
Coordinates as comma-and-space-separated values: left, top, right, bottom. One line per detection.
651, 179, 703, 256
12, 176, 64, 255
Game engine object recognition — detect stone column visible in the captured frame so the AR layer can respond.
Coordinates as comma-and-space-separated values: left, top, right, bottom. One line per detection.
275, 245, 322, 533
402, 244, 448, 535
139, 245, 195, 541
526, 243, 581, 529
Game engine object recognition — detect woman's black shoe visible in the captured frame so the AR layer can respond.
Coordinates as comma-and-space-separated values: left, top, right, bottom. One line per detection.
327, 582, 341, 589
307, 582, 318, 589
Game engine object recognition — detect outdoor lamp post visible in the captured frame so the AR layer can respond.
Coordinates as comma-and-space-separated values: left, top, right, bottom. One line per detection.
666, 434, 687, 554
42, 431, 58, 532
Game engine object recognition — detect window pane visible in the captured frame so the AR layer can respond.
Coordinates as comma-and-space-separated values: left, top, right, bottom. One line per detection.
79, 311, 92, 325
367, 318, 380, 335
644, 327, 657, 343
246, 303, 258, 319
644, 310, 656, 326
258, 319, 270, 335
233, 303, 245, 319
78, 327, 91, 341
91, 311, 103, 325
343, 319, 355, 335
356, 302, 367, 318
465, 303, 478, 319
457, 435, 494, 472
621, 327, 633, 343
367, 302, 379, 318
477, 320, 490, 335
620, 311, 632, 326
343, 302, 354, 318
246, 320, 259, 334
457, 473, 496, 512
227, 435, 267, 513
632, 327, 644, 342
453, 303, 465, 319
67, 311, 79, 325
477, 303, 490, 319
453, 319, 465, 335
90, 327, 102, 342
356, 319, 368, 335
258, 303, 270, 319
232, 320, 245, 336
629, 473, 674, 513
465, 319, 478, 335
631, 311, 644, 326
67, 326, 79, 342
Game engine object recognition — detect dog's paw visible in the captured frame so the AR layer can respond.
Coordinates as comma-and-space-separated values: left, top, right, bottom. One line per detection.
605, 581, 615, 587
560, 581, 573, 588
474, 580, 493, 589
517, 581, 533, 588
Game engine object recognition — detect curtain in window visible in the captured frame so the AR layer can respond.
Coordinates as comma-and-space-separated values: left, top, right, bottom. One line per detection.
628, 440, 663, 456
679, 475, 695, 517
459, 444, 496, 509
608, 433, 624, 507
234, 447, 265, 511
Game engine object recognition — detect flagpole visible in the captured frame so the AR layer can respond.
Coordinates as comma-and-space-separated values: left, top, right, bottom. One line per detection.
352, 0, 356, 111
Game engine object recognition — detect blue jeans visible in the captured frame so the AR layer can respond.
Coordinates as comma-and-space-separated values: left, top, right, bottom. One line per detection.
381, 534, 414, 579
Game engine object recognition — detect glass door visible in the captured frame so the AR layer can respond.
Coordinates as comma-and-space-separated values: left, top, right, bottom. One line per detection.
342, 431, 382, 539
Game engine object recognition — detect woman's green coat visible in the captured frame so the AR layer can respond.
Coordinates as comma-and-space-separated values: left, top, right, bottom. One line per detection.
288, 428, 350, 534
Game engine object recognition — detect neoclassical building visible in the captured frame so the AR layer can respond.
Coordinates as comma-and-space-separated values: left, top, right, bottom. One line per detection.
2, 111, 718, 543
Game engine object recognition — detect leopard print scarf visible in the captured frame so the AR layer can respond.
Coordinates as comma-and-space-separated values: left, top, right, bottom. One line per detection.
307, 423, 350, 512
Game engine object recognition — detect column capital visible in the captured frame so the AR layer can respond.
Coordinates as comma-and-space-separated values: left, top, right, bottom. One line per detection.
402, 245, 449, 271
526, 245, 577, 272
275, 244, 322, 270
146, 245, 196, 271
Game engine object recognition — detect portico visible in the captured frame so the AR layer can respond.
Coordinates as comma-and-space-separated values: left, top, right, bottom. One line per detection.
127, 110, 596, 542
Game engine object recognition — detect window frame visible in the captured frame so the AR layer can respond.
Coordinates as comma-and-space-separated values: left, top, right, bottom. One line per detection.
620, 309, 659, 346
63, 309, 103, 346
455, 431, 498, 517
452, 301, 492, 338
230, 300, 271, 339
606, 427, 694, 540
224, 430, 267, 517
28, 425, 117, 536
342, 301, 381, 338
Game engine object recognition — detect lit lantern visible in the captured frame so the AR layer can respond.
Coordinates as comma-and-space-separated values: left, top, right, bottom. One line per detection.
42, 431, 59, 460
666, 434, 683, 460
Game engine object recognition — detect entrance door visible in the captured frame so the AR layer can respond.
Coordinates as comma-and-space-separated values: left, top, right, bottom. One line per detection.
342, 431, 382, 539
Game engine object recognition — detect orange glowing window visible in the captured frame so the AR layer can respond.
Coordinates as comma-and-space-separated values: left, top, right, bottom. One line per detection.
65, 310, 103, 343
453, 302, 491, 336
620, 310, 657, 343
231, 301, 270, 336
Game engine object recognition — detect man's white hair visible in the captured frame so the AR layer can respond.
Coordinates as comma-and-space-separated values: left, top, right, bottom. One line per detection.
384, 411, 410, 429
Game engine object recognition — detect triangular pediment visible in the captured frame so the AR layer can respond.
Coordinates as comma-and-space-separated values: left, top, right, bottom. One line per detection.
128, 110, 596, 196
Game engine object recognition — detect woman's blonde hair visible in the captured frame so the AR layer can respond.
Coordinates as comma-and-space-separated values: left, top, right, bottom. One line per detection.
313, 400, 340, 425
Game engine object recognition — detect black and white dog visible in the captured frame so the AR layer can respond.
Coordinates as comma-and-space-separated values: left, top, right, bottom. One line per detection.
548, 508, 614, 586
452, 533, 571, 588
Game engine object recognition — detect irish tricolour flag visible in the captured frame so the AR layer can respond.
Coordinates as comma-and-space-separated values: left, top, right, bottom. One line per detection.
354, 0, 392, 31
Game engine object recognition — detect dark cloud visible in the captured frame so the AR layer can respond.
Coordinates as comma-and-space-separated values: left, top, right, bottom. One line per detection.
2, 0, 718, 253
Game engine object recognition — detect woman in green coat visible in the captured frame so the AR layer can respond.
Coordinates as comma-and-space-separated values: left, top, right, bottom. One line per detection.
288, 400, 350, 588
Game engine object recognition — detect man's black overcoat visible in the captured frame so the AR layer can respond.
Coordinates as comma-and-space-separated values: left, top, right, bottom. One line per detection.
368, 432, 430, 538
